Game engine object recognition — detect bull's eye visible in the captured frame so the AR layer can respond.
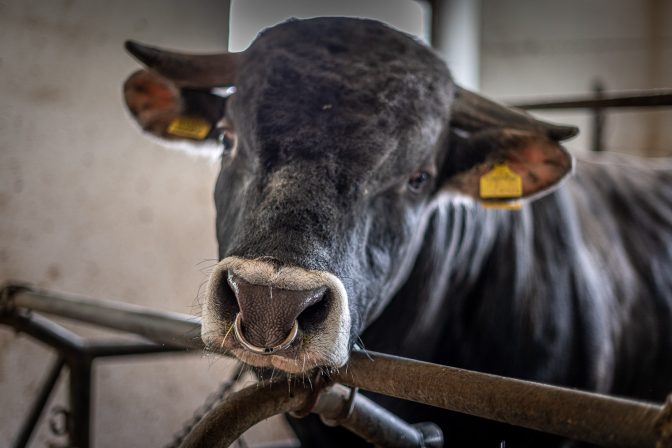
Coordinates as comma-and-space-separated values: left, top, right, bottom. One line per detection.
407, 171, 431, 192
217, 129, 236, 154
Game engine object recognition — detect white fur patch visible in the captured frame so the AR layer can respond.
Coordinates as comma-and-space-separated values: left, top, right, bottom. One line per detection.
147, 134, 224, 162
202, 256, 351, 373
124, 107, 226, 163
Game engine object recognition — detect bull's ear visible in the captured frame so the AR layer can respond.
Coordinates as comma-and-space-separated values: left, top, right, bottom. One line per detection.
122, 40, 240, 154
123, 69, 227, 145
443, 86, 577, 205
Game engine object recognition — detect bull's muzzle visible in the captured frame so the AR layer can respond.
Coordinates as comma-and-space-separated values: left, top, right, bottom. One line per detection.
202, 256, 351, 373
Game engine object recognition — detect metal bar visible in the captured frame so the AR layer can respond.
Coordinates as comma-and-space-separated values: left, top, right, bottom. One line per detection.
511, 90, 672, 111
0, 311, 88, 356
334, 352, 663, 448
12, 356, 66, 448
69, 358, 93, 448
591, 79, 606, 152
2, 284, 201, 349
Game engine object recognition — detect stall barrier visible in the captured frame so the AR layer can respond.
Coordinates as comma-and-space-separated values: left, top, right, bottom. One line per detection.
2, 283, 671, 448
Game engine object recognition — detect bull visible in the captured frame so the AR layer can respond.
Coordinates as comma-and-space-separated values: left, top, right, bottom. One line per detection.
122, 17, 672, 447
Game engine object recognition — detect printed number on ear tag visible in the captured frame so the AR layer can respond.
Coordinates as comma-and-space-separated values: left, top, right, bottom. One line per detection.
480, 163, 523, 211
167, 117, 211, 140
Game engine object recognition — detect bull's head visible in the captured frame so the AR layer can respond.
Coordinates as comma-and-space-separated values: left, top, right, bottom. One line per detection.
123, 18, 576, 373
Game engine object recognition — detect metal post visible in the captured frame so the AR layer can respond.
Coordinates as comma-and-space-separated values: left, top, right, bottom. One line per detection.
69, 358, 93, 448
591, 79, 606, 151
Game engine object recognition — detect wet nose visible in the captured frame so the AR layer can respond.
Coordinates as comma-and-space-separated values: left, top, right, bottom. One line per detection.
227, 272, 327, 350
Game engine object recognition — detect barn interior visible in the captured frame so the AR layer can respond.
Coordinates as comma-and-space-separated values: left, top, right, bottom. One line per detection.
1, 0, 671, 446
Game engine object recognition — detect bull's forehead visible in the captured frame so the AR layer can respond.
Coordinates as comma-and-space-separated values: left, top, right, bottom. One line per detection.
232, 18, 453, 180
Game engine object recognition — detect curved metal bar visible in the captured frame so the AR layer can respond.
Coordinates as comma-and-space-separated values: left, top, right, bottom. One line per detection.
178, 379, 311, 448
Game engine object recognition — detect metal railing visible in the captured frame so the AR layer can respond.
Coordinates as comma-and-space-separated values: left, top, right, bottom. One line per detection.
511, 85, 672, 152
2, 282, 671, 448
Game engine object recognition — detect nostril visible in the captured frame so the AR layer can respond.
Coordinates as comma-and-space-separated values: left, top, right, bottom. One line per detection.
297, 290, 330, 333
209, 271, 240, 322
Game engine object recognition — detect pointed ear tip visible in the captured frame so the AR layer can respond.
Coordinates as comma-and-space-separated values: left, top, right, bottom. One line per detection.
125, 40, 155, 60
554, 125, 580, 141
124, 40, 139, 53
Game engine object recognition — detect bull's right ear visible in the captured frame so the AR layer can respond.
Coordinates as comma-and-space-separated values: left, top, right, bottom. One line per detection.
123, 69, 228, 144
123, 41, 240, 152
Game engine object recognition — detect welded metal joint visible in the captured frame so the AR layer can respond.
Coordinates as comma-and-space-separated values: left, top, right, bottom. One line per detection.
655, 394, 672, 448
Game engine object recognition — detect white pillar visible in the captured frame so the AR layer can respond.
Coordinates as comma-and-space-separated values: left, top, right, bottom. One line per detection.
228, 0, 428, 52
432, 0, 481, 90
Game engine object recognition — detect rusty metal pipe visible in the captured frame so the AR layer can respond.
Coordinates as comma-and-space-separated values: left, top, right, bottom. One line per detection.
336, 352, 664, 448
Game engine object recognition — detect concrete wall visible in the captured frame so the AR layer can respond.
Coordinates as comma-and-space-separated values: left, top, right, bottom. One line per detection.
0, 1, 296, 447
480, 0, 672, 156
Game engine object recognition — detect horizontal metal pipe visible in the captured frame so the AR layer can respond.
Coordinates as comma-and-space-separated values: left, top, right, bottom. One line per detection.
3, 284, 201, 349
511, 90, 672, 110
336, 352, 664, 448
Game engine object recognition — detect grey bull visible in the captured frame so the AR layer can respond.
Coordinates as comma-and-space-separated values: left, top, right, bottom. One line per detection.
122, 17, 672, 447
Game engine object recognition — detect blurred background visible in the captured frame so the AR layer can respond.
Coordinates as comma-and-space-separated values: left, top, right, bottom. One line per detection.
1, 0, 670, 446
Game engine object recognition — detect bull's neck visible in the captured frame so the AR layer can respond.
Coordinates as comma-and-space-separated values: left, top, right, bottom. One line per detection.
362, 190, 587, 383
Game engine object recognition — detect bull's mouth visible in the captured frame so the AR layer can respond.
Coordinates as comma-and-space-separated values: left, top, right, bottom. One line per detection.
201, 256, 351, 374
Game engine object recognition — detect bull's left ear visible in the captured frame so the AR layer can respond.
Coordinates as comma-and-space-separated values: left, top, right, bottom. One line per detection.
443, 86, 577, 204
123, 41, 239, 151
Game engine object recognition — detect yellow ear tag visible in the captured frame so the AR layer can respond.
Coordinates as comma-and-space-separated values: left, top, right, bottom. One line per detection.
479, 163, 523, 210
167, 117, 211, 140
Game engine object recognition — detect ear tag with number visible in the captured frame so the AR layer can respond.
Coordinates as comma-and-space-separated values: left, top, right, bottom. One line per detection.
167, 116, 211, 140
479, 163, 523, 211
